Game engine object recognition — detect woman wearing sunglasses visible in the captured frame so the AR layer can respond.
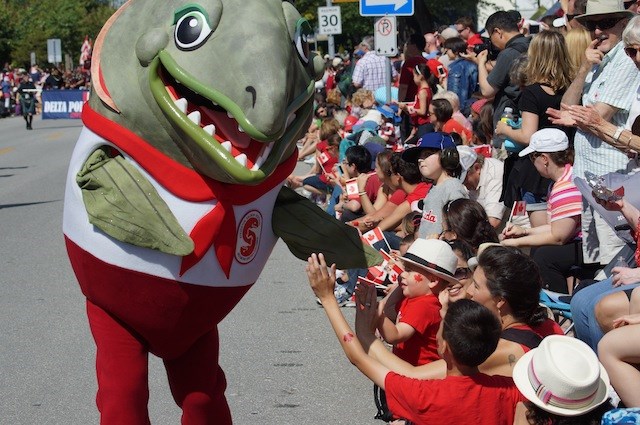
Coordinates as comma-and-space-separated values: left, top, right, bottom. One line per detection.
501, 129, 584, 295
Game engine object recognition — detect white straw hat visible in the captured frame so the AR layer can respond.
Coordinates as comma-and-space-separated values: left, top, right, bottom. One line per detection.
401, 239, 460, 285
513, 335, 610, 416
576, 0, 634, 24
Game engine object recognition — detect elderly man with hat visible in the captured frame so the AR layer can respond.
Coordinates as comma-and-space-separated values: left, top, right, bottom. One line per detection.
550, 0, 640, 268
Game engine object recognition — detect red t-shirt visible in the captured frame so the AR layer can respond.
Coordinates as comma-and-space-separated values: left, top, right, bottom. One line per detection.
385, 372, 525, 425
406, 182, 431, 204
468, 33, 483, 47
364, 174, 382, 203
399, 56, 428, 102
442, 118, 472, 142
392, 293, 441, 365
389, 189, 408, 205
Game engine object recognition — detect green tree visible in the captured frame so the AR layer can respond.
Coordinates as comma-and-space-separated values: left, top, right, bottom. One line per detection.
2, 0, 115, 69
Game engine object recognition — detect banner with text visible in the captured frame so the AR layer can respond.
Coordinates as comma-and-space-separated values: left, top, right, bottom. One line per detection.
41, 90, 89, 119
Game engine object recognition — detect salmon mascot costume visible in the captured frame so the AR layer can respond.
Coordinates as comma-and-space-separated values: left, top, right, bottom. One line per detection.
62, 1, 379, 423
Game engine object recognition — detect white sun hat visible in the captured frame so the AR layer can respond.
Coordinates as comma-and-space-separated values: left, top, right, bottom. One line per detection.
400, 239, 460, 285
513, 335, 610, 417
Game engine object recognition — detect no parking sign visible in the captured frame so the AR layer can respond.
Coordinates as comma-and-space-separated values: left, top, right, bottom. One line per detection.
374, 16, 397, 57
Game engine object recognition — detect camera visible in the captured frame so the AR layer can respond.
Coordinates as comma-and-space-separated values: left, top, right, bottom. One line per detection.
472, 38, 500, 61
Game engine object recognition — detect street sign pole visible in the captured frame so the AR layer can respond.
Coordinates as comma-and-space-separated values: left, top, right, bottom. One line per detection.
326, 0, 335, 58
373, 16, 397, 104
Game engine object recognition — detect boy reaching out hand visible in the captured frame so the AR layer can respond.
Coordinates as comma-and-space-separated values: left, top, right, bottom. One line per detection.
306, 252, 525, 425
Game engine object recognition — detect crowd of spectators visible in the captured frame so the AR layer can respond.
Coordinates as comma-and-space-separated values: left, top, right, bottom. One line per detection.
1, 63, 91, 118
299, 1, 640, 423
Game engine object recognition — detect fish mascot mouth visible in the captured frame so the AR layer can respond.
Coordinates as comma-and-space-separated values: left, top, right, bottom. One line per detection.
149, 52, 314, 185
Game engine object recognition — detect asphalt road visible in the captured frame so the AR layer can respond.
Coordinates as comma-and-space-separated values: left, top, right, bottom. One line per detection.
0, 114, 379, 424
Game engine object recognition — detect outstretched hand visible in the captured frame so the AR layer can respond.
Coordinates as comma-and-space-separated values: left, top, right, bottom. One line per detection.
306, 253, 336, 301
354, 282, 379, 336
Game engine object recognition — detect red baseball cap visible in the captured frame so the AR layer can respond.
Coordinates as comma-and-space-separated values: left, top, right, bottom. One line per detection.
343, 115, 359, 132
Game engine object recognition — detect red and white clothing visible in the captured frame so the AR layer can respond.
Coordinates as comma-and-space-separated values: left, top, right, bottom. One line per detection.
385, 372, 525, 425
64, 105, 297, 424
547, 164, 582, 238
392, 293, 441, 365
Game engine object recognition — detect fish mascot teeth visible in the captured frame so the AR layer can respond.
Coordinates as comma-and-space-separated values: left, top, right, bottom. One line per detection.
62, 1, 380, 422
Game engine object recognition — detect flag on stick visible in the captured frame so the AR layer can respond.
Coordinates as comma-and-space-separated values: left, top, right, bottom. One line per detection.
508, 200, 527, 223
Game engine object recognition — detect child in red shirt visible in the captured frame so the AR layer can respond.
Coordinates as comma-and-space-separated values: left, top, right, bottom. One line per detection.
306, 253, 524, 425
377, 239, 461, 366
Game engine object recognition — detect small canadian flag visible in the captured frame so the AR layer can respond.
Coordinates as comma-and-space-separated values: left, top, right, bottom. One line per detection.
361, 227, 386, 247
357, 276, 378, 286
318, 151, 331, 165
380, 250, 403, 284
365, 265, 387, 284
511, 201, 527, 217
345, 178, 360, 200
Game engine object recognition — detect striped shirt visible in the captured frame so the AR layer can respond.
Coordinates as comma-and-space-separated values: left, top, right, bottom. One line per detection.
352, 51, 397, 91
548, 164, 582, 238
573, 42, 640, 179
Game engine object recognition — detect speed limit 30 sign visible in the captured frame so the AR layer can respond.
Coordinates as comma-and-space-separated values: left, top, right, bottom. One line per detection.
318, 6, 342, 35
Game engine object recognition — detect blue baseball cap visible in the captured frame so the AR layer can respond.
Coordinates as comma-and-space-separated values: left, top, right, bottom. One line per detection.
401, 132, 456, 164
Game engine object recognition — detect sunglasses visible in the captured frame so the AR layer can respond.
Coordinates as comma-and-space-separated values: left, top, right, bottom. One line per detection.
584, 18, 621, 31
453, 267, 471, 280
625, 46, 640, 57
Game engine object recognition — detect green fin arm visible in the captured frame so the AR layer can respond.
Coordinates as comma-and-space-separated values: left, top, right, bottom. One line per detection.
272, 186, 383, 269
76, 147, 195, 256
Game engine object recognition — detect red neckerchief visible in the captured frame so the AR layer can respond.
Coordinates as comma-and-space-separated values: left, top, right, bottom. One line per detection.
82, 104, 296, 278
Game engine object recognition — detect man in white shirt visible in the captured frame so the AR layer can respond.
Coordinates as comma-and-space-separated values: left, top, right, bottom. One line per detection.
458, 146, 506, 228
352, 36, 398, 91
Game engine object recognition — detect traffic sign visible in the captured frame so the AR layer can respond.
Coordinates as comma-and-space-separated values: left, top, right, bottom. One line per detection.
47, 39, 62, 64
318, 6, 342, 35
374, 16, 397, 56
359, 0, 413, 17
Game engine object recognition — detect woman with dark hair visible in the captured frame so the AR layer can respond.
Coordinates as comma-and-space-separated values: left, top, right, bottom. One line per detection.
441, 198, 499, 252
429, 98, 472, 142
356, 245, 563, 381
501, 129, 586, 294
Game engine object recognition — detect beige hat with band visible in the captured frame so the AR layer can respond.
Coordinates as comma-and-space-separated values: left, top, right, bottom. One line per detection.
575, 0, 633, 24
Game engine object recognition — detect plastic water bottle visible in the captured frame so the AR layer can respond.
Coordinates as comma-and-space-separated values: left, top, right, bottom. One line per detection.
495, 107, 514, 148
